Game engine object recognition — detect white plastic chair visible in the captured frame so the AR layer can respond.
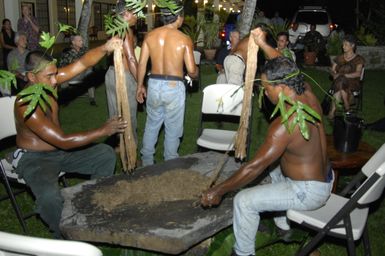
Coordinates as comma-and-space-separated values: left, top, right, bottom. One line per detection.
0, 231, 102, 256
197, 84, 247, 154
287, 143, 385, 256
0, 96, 66, 232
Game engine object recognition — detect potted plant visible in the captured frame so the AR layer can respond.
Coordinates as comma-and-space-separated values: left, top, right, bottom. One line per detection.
202, 21, 219, 61
181, 15, 203, 48
326, 32, 343, 64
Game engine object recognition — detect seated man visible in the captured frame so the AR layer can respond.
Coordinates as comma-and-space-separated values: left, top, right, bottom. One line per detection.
276, 31, 296, 62
7, 31, 29, 93
58, 34, 96, 105
201, 28, 332, 256
216, 30, 240, 84
14, 37, 127, 238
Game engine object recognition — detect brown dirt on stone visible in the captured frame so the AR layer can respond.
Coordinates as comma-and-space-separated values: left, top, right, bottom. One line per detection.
91, 169, 211, 212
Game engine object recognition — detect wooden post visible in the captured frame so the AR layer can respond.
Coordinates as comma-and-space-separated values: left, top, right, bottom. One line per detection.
114, 47, 137, 171
234, 36, 259, 160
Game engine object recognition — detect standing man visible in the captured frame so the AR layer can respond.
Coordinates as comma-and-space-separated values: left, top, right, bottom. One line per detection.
136, 6, 198, 166
58, 34, 96, 105
216, 30, 240, 84
14, 37, 126, 238
105, 0, 139, 143
276, 31, 296, 62
201, 28, 332, 256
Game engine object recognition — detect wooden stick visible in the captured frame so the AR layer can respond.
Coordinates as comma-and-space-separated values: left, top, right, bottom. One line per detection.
234, 36, 259, 160
114, 47, 137, 172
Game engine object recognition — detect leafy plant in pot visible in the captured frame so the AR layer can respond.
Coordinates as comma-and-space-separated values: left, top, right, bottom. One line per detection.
326, 32, 343, 63
202, 21, 219, 60
181, 15, 204, 48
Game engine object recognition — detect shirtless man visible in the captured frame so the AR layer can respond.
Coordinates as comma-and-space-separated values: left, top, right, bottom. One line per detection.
201, 28, 333, 256
105, 0, 139, 143
14, 37, 127, 238
136, 7, 198, 166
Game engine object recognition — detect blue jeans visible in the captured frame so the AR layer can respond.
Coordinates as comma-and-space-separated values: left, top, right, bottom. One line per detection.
15, 144, 115, 238
141, 77, 186, 166
233, 166, 333, 256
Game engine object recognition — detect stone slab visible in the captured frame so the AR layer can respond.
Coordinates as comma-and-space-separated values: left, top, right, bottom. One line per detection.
60, 151, 241, 254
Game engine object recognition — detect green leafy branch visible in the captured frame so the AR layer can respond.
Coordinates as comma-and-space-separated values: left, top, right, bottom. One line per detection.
0, 70, 17, 92
18, 83, 58, 118
125, 0, 146, 18
271, 92, 321, 140
39, 23, 76, 53
104, 14, 130, 38
154, 0, 183, 14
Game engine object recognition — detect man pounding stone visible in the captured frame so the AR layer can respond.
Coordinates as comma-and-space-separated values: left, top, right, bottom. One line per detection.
14, 37, 127, 238
201, 28, 333, 256
136, 4, 198, 166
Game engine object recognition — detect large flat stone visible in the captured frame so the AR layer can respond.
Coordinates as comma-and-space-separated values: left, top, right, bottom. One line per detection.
60, 152, 240, 254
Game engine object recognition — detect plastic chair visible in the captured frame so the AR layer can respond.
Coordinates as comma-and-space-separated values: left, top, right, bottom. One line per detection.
286, 143, 385, 256
197, 84, 251, 157
0, 231, 102, 256
0, 96, 66, 233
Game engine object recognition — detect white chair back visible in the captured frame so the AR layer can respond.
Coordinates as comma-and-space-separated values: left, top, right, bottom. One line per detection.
193, 50, 201, 65
201, 84, 244, 116
0, 96, 17, 140
0, 231, 103, 256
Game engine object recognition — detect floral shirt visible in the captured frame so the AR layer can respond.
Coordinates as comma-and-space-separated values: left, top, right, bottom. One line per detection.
58, 47, 87, 67
17, 16, 40, 51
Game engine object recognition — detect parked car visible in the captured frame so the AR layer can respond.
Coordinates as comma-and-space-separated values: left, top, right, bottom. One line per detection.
288, 6, 336, 49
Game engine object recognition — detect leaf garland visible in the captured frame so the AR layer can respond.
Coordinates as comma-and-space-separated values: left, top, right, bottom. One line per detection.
125, 0, 146, 18
154, 0, 183, 14
270, 91, 321, 140
17, 83, 58, 117
104, 14, 130, 38
0, 70, 17, 92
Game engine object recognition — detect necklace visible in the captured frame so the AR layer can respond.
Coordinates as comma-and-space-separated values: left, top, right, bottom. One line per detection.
344, 52, 356, 61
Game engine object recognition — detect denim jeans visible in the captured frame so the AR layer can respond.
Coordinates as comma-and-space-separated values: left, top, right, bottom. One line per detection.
15, 144, 115, 238
233, 166, 333, 256
141, 77, 186, 166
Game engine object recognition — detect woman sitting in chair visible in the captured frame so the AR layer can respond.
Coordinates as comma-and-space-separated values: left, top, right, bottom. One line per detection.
328, 34, 365, 119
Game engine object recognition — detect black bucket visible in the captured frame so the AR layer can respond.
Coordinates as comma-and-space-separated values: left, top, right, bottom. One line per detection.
333, 114, 364, 153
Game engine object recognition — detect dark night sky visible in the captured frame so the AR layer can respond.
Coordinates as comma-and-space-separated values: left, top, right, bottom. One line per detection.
256, 0, 357, 32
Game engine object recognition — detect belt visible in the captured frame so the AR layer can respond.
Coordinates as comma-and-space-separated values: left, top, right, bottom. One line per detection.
149, 74, 184, 82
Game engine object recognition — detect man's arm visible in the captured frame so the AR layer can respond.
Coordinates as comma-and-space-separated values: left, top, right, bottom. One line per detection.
56, 37, 122, 84
16, 100, 127, 150
184, 39, 198, 79
123, 31, 138, 81
136, 38, 150, 103
251, 28, 281, 59
201, 120, 290, 206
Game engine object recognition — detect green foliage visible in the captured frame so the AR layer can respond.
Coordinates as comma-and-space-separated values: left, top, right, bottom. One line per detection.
181, 15, 204, 45
39, 23, 76, 50
326, 32, 343, 56
17, 83, 58, 118
154, 0, 183, 14
104, 14, 130, 38
355, 26, 378, 46
271, 92, 321, 140
124, 0, 146, 19
0, 70, 17, 92
202, 21, 220, 49
215, 9, 229, 25
268, 21, 289, 42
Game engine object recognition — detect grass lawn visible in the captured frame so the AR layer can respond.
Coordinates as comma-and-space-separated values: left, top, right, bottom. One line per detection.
1, 63, 385, 256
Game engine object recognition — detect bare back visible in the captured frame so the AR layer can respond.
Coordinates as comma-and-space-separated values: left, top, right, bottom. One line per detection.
143, 26, 196, 78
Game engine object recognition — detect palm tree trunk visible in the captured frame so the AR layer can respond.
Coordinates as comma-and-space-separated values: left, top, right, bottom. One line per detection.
77, 0, 92, 48
238, 0, 257, 38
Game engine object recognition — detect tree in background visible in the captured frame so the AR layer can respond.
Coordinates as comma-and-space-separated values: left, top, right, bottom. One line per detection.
77, 0, 92, 48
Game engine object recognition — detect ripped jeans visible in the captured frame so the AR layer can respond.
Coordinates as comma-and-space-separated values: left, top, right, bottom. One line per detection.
233, 166, 333, 256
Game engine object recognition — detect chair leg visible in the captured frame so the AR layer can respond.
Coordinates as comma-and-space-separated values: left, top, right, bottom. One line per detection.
296, 232, 325, 256
362, 225, 371, 256
344, 216, 356, 256
1, 168, 28, 233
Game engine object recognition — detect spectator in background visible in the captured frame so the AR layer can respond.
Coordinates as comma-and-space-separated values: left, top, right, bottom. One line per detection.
276, 31, 296, 62
17, 4, 40, 51
254, 11, 271, 26
0, 19, 16, 69
303, 24, 325, 56
58, 34, 96, 106
271, 11, 284, 26
216, 30, 240, 83
7, 32, 29, 93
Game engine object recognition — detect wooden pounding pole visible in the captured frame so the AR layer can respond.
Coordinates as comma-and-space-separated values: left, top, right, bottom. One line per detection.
234, 36, 259, 160
113, 47, 137, 171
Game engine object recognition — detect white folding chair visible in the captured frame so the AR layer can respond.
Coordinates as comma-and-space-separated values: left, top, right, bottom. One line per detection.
0, 96, 66, 232
197, 84, 250, 156
0, 231, 102, 256
287, 143, 385, 256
